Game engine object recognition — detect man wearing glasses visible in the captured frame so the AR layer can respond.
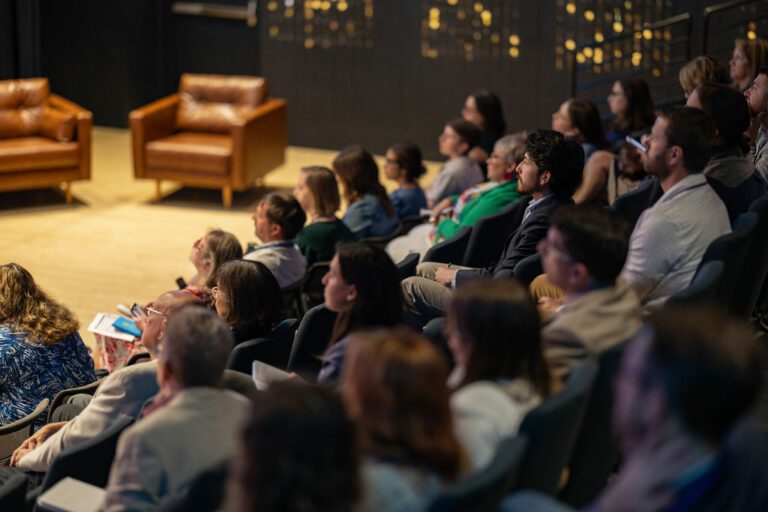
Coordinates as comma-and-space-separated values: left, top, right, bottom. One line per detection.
11, 291, 203, 472
537, 206, 642, 381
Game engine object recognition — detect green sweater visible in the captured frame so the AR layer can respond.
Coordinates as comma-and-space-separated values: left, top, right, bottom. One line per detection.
435, 180, 520, 241
296, 219, 356, 265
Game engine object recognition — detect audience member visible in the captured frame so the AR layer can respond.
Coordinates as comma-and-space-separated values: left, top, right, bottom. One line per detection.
446, 280, 550, 469
333, 146, 399, 239
605, 78, 655, 147
293, 166, 355, 265
551, 98, 609, 161
384, 142, 428, 219
461, 90, 507, 165
103, 307, 248, 511
12, 290, 203, 471
244, 192, 307, 287
0, 263, 95, 426
501, 307, 768, 512
403, 130, 583, 327
426, 119, 484, 207
341, 328, 467, 512
534, 206, 641, 379
318, 243, 403, 383
228, 382, 359, 512
621, 107, 730, 308
745, 66, 768, 182
186, 229, 243, 294
730, 38, 768, 92
687, 82, 768, 223
211, 260, 282, 344
595, 307, 765, 511
387, 133, 523, 262
678, 55, 728, 98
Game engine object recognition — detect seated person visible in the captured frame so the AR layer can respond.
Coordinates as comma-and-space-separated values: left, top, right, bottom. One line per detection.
0, 263, 95, 426
678, 55, 728, 99
341, 328, 467, 512
103, 307, 249, 511
184, 229, 243, 295
333, 146, 399, 239
12, 290, 203, 471
211, 260, 282, 345
446, 279, 550, 469
426, 119, 484, 207
318, 243, 404, 383
501, 307, 768, 512
244, 193, 307, 287
386, 133, 523, 262
620, 107, 730, 308
687, 82, 768, 224
402, 130, 583, 328
228, 382, 360, 512
461, 90, 507, 168
551, 98, 610, 161
293, 166, 355, 265
384, 142, 428, 219
534, 206, 642, 380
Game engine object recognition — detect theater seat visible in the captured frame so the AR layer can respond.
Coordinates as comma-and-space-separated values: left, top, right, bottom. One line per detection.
130, 73, 287, 208
0, 78, 92, 202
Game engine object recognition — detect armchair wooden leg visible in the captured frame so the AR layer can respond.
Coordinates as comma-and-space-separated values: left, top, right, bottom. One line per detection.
222, 186, 232, 208
64, 182, 73, 204
155, 180, 162, 202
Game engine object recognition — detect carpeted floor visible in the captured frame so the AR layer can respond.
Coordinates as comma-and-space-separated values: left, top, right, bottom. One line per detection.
0, 127, 440, 357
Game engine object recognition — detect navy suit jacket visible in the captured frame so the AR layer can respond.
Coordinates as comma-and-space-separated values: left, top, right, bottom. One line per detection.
455, 195, 573, 286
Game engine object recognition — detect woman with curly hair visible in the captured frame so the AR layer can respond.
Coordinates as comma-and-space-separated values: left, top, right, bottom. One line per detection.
0, 263, 96, 425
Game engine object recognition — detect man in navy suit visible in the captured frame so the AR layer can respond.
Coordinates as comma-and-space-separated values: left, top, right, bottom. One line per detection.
402, 130, 583, 327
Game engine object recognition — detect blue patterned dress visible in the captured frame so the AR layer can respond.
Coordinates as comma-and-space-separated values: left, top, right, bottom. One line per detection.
0, 326, 96, 425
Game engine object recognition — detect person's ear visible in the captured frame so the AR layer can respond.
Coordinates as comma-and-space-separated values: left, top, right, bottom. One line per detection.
539, 169, 552, 186
270, 222, 283, 240
570, 262, 588, 284
458, 141, 469, 155
157, 318, 168, 341
345, 284, 358, 303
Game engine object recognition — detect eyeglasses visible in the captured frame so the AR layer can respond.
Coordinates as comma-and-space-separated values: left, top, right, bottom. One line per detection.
538, 238, 574, 263
385, 158, 399, 166
146, 306, 167, 318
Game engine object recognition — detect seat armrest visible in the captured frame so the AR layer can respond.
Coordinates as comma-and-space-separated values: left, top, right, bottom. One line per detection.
230, 98, 287, 188
129, 94, 179, 178
49, 94, 92, 180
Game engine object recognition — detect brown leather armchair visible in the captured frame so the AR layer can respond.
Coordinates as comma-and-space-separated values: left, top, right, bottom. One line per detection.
130, 74, 287, 208
0, 78, 92, 203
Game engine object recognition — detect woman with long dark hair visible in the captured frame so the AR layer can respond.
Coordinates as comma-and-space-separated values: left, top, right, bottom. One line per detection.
342, 328, 466, 511
333, 146, 399, 239
605, 78, 655, 146
551, 98, 610, 161
446, 279, 551, 469
462, 90, 507, 163
317, 243, 403, 383
383, 142, 428, 219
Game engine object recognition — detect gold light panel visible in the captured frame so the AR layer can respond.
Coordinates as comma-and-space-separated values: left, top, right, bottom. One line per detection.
554, 0, 671, 74
266, 0, 374, 49
420, 0, 522, 61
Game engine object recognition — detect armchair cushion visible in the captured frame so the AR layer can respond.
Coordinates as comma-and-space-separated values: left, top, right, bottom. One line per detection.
40, 106, 77, 142
0, 137, 78, 173
0, 78, 49, 139
176, 74, 268, 133
146, 132, 232, 175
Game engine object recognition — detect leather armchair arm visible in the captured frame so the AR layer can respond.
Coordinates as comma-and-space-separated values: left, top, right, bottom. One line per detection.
129, 94, 179, 178
49, 94, 92, 180
231, 98, 287, 188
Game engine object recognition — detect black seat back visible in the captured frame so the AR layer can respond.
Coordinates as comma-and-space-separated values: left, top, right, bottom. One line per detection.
667, 260, 724, 306
611, 178, 662, 229
426, 436, 528, 512
514, 361, 598, 495
46, 379, 103, 423
463, 198, 527, 268
226, 318, 299, 373
732, 196, 768, 318
511, 253, 543, 286
0, 399, 49, 464
423, 226, 472, 265
0, 469, 27, 512
41, 415, 134, 492
559, 341, 628, 507
287, 304, 338, 381
396, 252, 420, 281
300, 262, 330, 315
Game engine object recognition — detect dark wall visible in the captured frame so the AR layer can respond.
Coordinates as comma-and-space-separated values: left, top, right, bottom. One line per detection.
1, 0, 759, 157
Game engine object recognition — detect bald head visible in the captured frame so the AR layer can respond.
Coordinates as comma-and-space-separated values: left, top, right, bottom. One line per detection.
140, 290, 205, 356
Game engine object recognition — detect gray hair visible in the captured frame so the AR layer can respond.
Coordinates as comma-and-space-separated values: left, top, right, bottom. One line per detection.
162, 306, 233, 388
494, 132, 527, 164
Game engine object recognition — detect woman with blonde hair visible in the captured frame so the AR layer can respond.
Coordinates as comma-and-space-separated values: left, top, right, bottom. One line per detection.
678, 55, 728, 97
730, 38, 768, 92
187, 229, 243, 292
341, 328, 466, 512
0, 263, 95, 425
293, 166, 355, 264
